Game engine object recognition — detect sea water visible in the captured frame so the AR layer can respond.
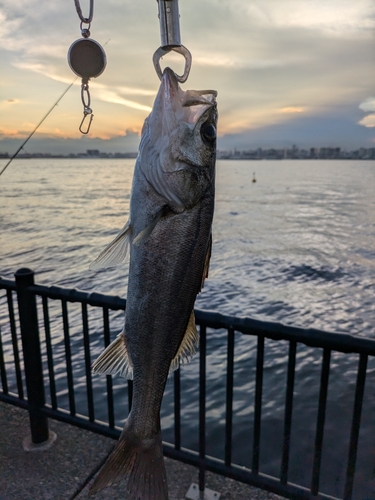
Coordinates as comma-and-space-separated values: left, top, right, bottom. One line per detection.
1, 159, 375, 498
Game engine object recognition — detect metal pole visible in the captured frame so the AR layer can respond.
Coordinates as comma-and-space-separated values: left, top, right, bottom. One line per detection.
15, 268, 54, 449
158, 0, 181, 48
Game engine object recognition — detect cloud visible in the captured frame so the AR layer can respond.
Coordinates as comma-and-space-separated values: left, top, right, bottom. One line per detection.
280, 107, 305, 114
359, 97, 375, 112
0, 127, 21, 137
13, 61, 75, 85
358, 98, 375, 128
115, 86, 155, 97
358, 115, 375, 128
194, 55, 294, 70
0, 99, 20, 107
93, 89, 152, 112
0, 125, 35, 138
13, 61, 154, 112
228, 0, 375, 34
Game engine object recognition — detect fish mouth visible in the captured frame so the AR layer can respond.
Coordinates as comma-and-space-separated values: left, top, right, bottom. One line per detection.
162, 67, 179, 94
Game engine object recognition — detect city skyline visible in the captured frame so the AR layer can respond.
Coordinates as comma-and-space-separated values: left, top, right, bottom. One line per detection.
1, 0, 374, 154
2, 145, 374, 161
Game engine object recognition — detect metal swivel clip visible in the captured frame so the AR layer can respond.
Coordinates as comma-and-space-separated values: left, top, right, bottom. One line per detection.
68, 0, 107, 134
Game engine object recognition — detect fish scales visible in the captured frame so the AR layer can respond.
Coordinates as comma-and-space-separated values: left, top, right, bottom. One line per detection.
89, 67, 217, 499
127, 200, 213, 432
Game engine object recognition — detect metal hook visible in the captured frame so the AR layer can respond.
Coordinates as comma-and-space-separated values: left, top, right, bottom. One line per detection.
153, 45, 192, 83
79, 109, 94, 134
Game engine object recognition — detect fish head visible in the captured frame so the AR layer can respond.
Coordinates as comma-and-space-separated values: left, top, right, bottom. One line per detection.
140, 67, 218, 210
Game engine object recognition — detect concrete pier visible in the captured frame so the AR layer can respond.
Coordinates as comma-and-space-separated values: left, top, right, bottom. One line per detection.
0, 402, 282, 500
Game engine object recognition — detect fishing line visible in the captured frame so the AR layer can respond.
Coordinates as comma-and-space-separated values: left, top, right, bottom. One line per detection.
0, 79, 77, 179
0, 38, 111, 180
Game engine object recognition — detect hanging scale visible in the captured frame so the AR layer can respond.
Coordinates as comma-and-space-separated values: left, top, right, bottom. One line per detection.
153, 0, 192, 83
68, 0, 106, 134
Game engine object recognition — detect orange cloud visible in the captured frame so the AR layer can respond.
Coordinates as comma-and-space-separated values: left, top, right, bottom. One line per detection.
358, 114, 375, 128
279, 106, 304, 113
0, 126, 26, 137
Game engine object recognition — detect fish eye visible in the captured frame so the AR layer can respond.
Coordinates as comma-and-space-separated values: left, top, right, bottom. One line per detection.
200, 122, 216, 143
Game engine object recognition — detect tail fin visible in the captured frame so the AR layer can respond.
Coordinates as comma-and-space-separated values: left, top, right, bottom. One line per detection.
89, 425, 168, 499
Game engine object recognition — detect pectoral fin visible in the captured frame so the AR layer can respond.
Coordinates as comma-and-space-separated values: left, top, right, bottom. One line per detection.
169, 310, 198, 373
90, 221, 132, 271
133, 206, 171, 245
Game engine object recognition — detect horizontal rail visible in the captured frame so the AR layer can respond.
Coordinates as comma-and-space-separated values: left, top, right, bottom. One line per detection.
0, 277, 16, 291
2, 276, 375, 355
194, 309, 375, 356
0, 392, 29, 410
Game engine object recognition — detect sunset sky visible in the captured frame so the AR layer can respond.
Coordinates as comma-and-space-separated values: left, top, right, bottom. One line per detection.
1, 0, 374, 154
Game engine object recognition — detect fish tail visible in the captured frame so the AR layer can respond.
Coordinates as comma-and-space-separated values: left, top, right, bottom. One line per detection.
89, 423, 168, 499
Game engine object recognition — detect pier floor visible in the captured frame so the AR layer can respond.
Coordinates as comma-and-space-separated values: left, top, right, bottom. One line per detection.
0, 402, 282, 500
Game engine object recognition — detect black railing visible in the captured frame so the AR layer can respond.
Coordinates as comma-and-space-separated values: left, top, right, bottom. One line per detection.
1, 268, 374, 500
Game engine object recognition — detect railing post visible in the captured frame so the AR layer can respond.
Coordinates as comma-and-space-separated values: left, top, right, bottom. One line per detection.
15, 268, 56, 450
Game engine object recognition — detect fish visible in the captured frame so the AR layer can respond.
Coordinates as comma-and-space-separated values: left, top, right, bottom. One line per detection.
88, 67, 218, 499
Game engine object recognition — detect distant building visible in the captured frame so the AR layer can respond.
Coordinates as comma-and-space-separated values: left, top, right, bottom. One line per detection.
309, 148, 319, 159
319, 147, 340, 159
217, 150, 232, 159
291, 144, 299, 159
87, 149, 100, 157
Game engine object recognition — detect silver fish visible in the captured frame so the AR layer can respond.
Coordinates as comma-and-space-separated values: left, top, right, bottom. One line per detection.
89, 67, 218, 499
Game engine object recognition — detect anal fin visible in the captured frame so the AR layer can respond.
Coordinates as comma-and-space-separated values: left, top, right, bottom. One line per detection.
169, 310, 198, 373
92, 331, 133, 380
